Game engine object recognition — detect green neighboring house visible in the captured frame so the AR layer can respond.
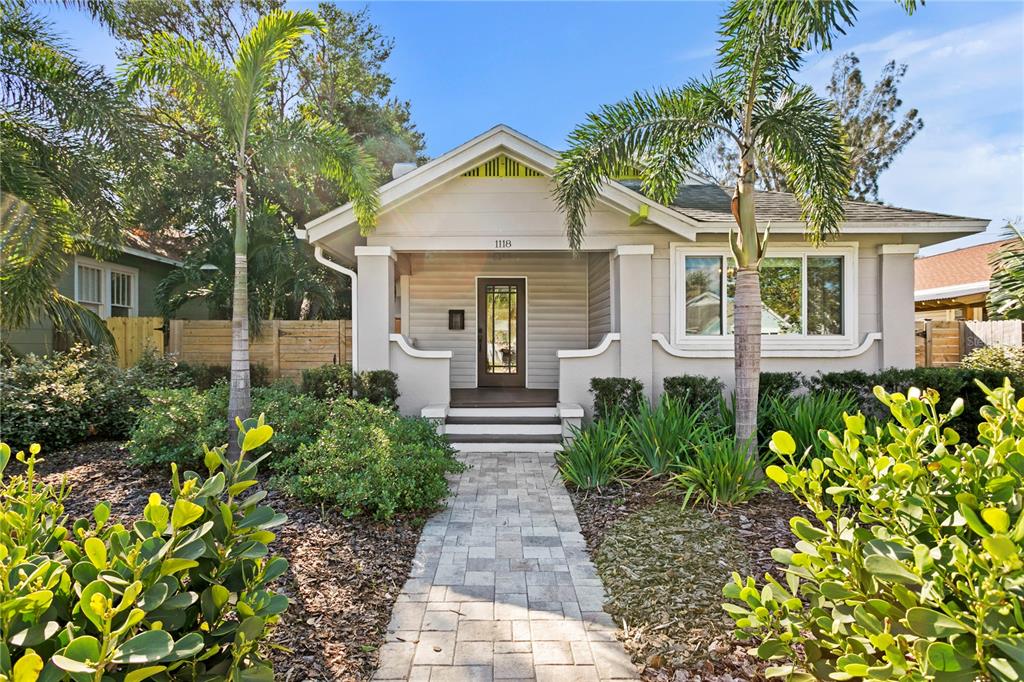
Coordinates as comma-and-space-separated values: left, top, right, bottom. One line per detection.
3, 229, 204, 356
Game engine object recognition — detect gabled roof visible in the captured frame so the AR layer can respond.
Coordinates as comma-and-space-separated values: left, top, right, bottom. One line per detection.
302, 123, 989, 247
914, 238, 1011, 301
302, 124, 698, 243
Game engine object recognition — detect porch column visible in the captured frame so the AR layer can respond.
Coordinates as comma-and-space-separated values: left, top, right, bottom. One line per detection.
614, 245, 654, 399
354, 246, 397, 371
879, 244, 919, 369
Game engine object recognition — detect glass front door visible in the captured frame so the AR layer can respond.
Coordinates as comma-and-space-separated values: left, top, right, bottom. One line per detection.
477, 278, 525, 387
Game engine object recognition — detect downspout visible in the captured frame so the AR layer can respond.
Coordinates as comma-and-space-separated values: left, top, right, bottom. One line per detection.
314, 246, 358, 372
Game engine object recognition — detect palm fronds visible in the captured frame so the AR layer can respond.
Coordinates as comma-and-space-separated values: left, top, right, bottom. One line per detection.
988, 223, 1024, 320
754, 84, 850, 243
1, 3, 138, 343
553, 80, 737, 250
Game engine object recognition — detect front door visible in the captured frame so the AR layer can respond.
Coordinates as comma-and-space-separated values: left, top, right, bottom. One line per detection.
477, 278, 526, 387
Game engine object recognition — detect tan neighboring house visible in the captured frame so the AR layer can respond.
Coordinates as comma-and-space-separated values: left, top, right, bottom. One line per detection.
297, 125, 987, 449
915, 239, 1010, 321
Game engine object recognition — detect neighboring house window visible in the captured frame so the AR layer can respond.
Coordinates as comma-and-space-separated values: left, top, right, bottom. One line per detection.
74, 256, 138, 319
673, 244, 855, 345
75, 262, 104, 314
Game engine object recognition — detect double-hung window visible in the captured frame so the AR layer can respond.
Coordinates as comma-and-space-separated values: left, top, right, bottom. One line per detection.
673, 244, 855, 345
74, 257, 138, 319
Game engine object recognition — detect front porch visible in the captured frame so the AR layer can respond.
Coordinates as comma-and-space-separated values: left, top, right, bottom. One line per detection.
451, 388, 558, 408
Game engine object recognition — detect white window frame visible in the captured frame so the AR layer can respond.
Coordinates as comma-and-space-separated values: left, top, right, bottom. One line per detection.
73, 256, 139, 319
669, 241, 858, 350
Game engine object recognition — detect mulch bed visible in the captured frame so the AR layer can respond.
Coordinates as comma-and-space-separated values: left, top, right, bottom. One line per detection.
569, 481, 801, 682
35, 441, 425, 681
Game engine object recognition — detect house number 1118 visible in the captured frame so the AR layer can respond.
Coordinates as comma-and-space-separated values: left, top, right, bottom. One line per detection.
495, 239, 512, 248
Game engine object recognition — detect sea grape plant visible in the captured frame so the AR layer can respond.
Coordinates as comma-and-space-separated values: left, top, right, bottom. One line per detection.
723, 381, 1024, 681
0, 415, 289, 681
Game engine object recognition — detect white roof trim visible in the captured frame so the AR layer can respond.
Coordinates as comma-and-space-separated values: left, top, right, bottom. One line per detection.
120, 246, 183, 267
302, 124, 698, 243
915, 280, 990, 302
693, 219, 990, 233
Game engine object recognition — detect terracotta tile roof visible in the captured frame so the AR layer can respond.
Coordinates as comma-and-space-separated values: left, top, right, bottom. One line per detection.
618, 182, 986, 225
914, 238, 1012, 293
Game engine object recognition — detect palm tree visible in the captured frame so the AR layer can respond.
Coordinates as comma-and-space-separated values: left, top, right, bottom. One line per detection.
1, 1, 137, 347
124, 9, 379, 452
553, 0, 917, 452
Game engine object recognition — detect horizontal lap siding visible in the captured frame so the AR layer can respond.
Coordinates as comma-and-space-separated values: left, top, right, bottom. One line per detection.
588, 253, 611, 346
407, 253, 588, 389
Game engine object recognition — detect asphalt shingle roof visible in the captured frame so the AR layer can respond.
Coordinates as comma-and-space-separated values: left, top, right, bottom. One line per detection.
914, 238, 1012, 292
619, 181, 986, 225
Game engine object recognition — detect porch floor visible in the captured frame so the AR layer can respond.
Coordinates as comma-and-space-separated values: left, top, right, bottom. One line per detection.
451, 388, 558, 408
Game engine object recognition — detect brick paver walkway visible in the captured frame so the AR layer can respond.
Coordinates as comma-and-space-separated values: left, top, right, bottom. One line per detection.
374, 451, 638, 681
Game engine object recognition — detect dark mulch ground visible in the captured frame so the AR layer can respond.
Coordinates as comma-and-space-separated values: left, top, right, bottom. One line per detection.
569, 481, 801, 682
36, 441, 424, 681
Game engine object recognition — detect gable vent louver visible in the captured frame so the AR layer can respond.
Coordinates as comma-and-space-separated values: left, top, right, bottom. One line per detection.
462, 155, 544, 178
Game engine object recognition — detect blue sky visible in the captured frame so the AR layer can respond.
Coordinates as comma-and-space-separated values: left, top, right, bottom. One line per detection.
44, 1, 1024, 254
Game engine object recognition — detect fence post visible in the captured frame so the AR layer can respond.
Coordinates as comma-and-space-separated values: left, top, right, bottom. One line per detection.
272, 320, 281, 379
924, 321, 933, 368
168, 320, 183, 357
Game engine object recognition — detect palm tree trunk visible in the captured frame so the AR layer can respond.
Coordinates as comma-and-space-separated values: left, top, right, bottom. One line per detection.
227, 169, 251, 458
732, 150, 762, 458
733, 266, 761, 451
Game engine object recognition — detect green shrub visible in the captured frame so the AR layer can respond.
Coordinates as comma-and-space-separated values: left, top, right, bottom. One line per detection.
354, 369, 400, 406
301, 363, 353, 399
275, 400, 461, 519
723, 382, 1024, 680
590, 377, 644, 421
962, 344, 1024, 375
807, 366, 1022, 433
662, 374, 724, 412
128, 386, 328, 469
624, 395, 725, 476
673, 437, 766, 507
758, 390, 858, 465
758, 371, 803, 400
299, 364, 397, 406
129, 349, 195, 389
183, 362, 270, 390
1, 420, 289, 680
127, 386, 228, 469
0, 345, 186, 451
557, 418, 628, 490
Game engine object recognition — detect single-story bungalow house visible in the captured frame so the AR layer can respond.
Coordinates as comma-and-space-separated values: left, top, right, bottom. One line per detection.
915, 238, 1010, 321
3, 229, 198, 356
297, 125, 987, 449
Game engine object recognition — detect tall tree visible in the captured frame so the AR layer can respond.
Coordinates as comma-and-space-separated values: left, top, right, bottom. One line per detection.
698, 51, 923, 201
123, 9, 378, 452
114, 1, 420, 321
0, 0, 141, 347
554, 0, 917, 451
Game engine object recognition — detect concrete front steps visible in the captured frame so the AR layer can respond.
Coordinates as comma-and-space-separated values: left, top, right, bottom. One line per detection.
423, 404, 583, 452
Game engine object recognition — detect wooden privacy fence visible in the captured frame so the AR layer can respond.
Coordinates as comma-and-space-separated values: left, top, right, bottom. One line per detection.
105, 316, 164, 368
915, 320, 1024, 367
168, 320, 352, 381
